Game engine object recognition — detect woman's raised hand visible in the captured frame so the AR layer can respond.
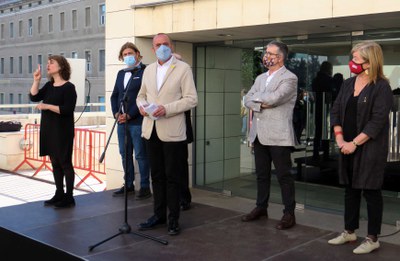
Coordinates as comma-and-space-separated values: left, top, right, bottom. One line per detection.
33, 64, 41, 82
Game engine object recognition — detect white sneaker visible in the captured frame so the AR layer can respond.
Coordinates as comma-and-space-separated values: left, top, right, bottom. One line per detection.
328, 231, 357, 245
353, 237, 380, 254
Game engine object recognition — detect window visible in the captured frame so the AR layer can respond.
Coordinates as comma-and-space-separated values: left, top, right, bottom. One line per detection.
98, 96, 105, 112
18, 56, 22, 74
28, 55, 33, 74
18, 94, 22, 111
85, 51, 91, 72
37, 54, 42, 74
10, 57, 14, 74
18, 20, 23, 37
85, 7, 91, 27
9, 93, 14, 104
48, 14, 53, 32
1, 24, 4, 39
9, 22, 14, 38
60, 12, 65, 31
28, 19, 33, 36
0, 58, 4, 74
38, 16, 42, 34
72, 10, 77, 30
0, 93, 4, 104
99, 4, 105, 26
71, 51, 78, 58
99, 49, 105, 72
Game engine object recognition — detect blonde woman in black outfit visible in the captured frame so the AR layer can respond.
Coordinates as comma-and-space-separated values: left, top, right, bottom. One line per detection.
30, 55, 77, 208
329, 41, 393, 254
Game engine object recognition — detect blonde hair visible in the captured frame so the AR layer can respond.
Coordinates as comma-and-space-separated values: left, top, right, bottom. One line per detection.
351, 40, 387, 84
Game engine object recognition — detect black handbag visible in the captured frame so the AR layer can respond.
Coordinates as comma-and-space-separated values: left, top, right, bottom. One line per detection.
0, 121, 22, 132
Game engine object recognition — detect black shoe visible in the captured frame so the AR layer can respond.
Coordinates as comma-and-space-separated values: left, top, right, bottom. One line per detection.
168, 219, 180, 236
181, 201, 191, 211
54, 195, 75, 208
136, 188, 152, 200
138, 215, 166, 231
113, 185, 135, 197
44, 190, 64, 206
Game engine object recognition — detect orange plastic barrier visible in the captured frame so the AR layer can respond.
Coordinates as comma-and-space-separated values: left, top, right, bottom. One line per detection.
14, 124, 106, 188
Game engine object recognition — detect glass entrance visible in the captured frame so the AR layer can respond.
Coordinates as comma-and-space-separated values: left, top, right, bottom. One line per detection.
194, 29, 400, 225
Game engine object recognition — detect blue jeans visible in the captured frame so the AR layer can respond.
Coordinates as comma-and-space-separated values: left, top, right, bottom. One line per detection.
117, 123, 150, 189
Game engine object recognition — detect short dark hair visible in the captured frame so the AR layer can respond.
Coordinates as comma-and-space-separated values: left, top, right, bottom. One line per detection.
320, 61, 333, 74
48, 55, 71, 82
267, 40, 289, 60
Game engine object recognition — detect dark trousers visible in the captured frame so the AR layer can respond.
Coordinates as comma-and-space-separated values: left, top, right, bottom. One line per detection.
254, 138, 296, 214
344, 188, 383, 236
146, 127, 186, 221
180, 145, 192, 205
50, 154, 75, 196
343, 155, 383, 236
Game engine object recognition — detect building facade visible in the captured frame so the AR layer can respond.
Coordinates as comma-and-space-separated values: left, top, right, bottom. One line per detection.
101, 0, 400, 226
0, 0, 105, 113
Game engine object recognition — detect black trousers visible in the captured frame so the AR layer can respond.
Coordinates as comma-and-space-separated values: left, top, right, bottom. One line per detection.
50, 154, 75, 196
344, 188, 383, 236
344, 155, 383, 236
254, 138, 296, 214
180, 145, 192, 205
146, 127, 186, 221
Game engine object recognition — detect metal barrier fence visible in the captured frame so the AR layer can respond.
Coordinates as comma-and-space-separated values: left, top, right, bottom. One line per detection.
14, 124, 106, 188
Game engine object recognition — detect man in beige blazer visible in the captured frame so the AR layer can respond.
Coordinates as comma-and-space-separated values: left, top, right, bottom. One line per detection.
241, 41, 298, 230
137, 33, 197, 235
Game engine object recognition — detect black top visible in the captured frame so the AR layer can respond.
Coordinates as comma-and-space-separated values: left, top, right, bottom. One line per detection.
330, 76, 393, 189
343, 95, 359, 142
30, 81, 77, 158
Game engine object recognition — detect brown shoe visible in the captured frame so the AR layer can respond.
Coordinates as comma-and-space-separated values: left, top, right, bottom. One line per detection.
275, 212, 296, 230
241, 207, 268, 222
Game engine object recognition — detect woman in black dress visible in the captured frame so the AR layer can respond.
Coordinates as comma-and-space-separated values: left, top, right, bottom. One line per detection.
328, 41, 393, 254
30, 55, 77, 208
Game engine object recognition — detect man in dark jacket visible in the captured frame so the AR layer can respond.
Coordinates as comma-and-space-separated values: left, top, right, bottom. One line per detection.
311, 61, 335, 160
110, 42, 151, 199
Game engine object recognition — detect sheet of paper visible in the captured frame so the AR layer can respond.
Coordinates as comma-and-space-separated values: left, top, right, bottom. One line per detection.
143, 103, 159, 120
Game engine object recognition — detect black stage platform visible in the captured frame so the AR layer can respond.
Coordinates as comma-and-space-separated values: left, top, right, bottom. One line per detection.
1, 190, 399, 260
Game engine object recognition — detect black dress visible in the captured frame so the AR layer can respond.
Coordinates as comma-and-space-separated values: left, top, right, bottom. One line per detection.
30, 82, 77, 160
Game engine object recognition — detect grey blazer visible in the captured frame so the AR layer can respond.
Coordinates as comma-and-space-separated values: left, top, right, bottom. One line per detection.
245, 66, 298, 146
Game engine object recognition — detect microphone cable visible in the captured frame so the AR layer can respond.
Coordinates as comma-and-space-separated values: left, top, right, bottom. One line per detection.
74, 78, 91, 124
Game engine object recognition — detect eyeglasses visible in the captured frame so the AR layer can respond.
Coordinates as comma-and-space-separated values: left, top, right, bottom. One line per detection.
265, 52, 280, 57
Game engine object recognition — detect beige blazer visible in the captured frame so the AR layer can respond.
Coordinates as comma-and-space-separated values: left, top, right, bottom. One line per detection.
245, 66, 298, 146
137, 56, 198, 142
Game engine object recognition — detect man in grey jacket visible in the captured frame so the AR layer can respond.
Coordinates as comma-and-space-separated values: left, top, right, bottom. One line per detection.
241, 40, 298, 230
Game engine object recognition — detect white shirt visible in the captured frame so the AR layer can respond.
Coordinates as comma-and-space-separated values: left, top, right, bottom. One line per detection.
156, 56, 174, 91
123, 71, 132, 89
265, 65, 285, 87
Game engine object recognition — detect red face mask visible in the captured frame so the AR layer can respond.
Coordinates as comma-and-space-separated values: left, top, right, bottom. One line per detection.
349, 60, 365, 74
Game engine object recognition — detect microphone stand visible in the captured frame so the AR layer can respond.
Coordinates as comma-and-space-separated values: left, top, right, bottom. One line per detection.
89, 67, 168, 252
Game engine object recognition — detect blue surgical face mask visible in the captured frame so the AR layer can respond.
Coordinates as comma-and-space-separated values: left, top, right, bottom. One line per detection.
124, 55, 136, 67
156, 45, 172, 62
